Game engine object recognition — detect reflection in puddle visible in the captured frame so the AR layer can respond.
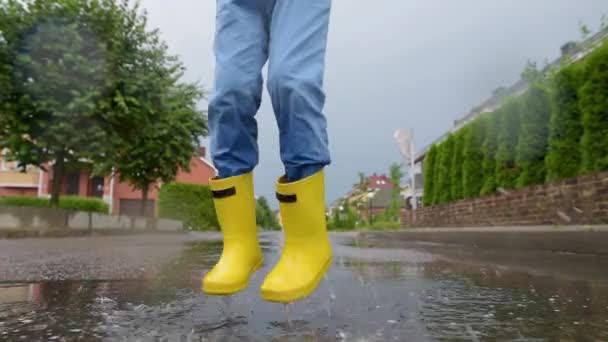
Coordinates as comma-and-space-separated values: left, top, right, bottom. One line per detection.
0, 235, 607, 341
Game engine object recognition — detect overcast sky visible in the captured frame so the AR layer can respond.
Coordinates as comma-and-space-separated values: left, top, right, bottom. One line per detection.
140, 0, 607, 205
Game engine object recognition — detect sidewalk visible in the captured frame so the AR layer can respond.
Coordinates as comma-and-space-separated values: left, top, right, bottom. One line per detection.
357, 225, 608, 256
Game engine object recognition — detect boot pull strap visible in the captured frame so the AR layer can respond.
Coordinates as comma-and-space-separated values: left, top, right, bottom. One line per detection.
212, 187, 236, 199
276, 192, 297, 203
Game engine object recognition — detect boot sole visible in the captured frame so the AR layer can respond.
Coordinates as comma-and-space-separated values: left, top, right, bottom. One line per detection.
203, 257, 264, 296
260, 256, 332, 303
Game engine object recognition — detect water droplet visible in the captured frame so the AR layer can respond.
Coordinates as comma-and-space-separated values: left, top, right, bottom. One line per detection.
69, 329, 81, 333
549, 298, 556, 302
554, 309, 560, 312
387, 320, 397, 324
573, 321, 580, 325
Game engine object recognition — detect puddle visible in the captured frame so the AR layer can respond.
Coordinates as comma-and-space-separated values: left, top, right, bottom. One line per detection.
1, 234, 607, 340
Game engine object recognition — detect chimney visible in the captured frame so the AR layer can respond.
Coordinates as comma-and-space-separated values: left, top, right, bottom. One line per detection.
199, 147, 207, 158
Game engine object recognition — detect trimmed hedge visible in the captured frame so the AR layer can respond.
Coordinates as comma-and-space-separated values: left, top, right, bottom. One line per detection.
422, 144, 438, 206
158, 182, 219, 231
516, 84, 551, 187
546, 64, 583, 181
436, 133, 455, 203
0, 196, 109, 213
423, 39, 608, 206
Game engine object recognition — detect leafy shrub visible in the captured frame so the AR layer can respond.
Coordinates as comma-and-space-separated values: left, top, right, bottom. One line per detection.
0, 196, 108, 213
495, 97, 522, 189
580, 42, 608, 173
480, 113, 500, 195
463, 118, 485, 197
450, 127, 467, 200
436, 134, 455, 203
546, 65, 584, 181
158, 182, 219, 231
516, 84, 551, 187
422, 144, 439, 206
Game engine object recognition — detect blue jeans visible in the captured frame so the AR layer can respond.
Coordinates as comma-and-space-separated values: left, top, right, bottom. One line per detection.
209, 0, 331, 182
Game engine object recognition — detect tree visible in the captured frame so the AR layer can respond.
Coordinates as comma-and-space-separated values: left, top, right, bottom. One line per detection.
495, 98, 522, 189
463, 119, 485, 197
385, 163, 404, 221
516, 84, 551, 187
256, 196, 280, 230
0, 0, 166, 206
580, 42, 608, 173
98, 78, 207, 216
450, 128, 467, 200
480, 113, 500, 195
422, 144, 438, 206
546, 65, 584, 181
436, 134, 455, 203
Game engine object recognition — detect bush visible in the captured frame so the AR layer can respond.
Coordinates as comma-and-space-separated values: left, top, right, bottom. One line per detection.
158, 182, 219, 231
546, 65, 584, 181
450, 127, 467, 200
516, 84, 551, 187
0, 196, 109, 213
422, 144, 439, 206
436, 134, 455, 203
463, 118, 485, 197
580, 42, 608, 173
368, 220, 401, 230
495, 97, 522, 189
480, 113, 500, 195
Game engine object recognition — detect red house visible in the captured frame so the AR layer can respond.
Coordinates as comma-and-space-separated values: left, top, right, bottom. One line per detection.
37, 148, 217, 216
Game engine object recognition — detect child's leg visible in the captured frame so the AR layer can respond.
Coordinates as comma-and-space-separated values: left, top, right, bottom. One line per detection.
203, 0, 270, 295
266, 0, 332, 182
261, 0, 332, 303
209, 0, 270, 179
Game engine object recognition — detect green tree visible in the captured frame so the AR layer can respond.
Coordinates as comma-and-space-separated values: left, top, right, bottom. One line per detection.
422, 144, 438, 206
256, 196, 280, 230
546, 65, 584, 181
450, 128, 467, 200
436, 134, 455, 203
463, 119, 485, 197
0, 0, 168, 206
480, 113, 500, 195
385, 163, 404, 221
495, 98, 522, 189
516, 84, 551, 187
580, 42, 608, 173
99, 82, 207, 216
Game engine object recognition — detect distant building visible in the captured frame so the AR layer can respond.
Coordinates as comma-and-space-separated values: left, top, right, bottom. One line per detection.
0, 147, 217, 217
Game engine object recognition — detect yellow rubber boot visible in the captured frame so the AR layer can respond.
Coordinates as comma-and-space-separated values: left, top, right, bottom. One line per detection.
203, 172, 263, 295
261, 170, 332, 303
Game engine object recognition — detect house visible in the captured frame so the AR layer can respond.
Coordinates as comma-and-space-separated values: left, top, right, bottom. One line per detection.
0, 150, 42, 197
328, 172, 407, 220
0, 147, 217, 217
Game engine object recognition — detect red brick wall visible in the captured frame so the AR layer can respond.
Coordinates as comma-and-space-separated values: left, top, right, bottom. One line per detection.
403, 172, 608, 227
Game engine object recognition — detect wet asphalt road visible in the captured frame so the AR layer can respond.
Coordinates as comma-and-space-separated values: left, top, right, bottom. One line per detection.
1, 232, 608, 341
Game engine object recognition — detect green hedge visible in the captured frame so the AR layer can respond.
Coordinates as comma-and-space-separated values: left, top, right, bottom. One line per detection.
0, 196, 109, 213
422, 144, 438, 206
423, 39, 608, 206
158, 182, 219, 231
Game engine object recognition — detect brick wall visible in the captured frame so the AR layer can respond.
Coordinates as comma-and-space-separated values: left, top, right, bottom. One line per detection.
403, 172, 608, 227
